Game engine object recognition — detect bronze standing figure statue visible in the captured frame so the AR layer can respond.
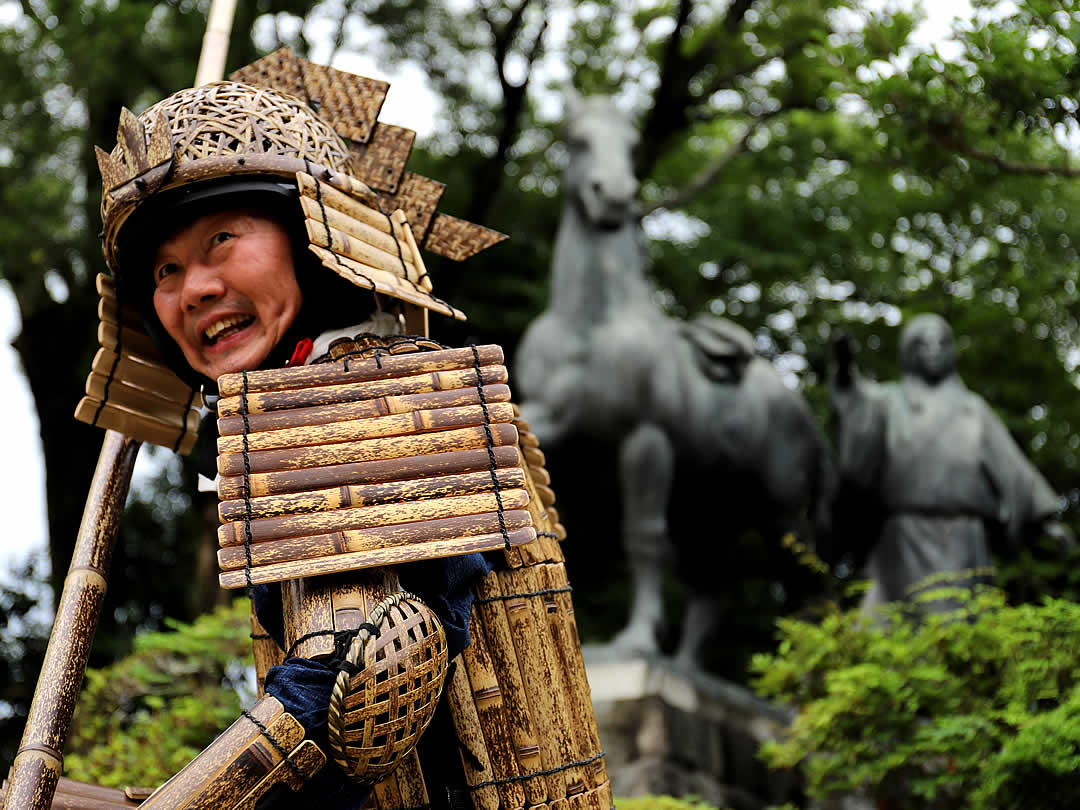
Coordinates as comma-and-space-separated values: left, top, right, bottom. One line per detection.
515, 92, 834, 668
830, 313, 1067, 610
4, 50, 612, 810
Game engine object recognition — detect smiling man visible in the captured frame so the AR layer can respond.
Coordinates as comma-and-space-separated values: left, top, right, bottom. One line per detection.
62, 62, 611, 810
150, 209, 302, 381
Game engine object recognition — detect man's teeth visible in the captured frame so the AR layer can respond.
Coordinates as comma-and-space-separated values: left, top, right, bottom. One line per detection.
204, 315, 253, 344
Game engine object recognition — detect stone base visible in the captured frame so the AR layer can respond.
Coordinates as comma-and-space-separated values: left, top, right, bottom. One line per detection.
583, 645, 802, 809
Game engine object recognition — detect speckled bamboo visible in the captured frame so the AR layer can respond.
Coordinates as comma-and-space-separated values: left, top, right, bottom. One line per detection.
460, 605, 527, 809
219, 527, 534, 589
138, 695, 287, 808
473, 572, 548, 806
497, 567, 583, 800
2, 432, 140, 810
219, 467, 526, 522
540, 565, 609, 794
444, 653, 500, 810
216, 384, 511, 435
217, 402, 515, 455
232, 740, 326, 810
0, 777, 140, 809
218, 365, 507, 418
533, 564, 604, 791
281, 570, 398, 660
217, 445, 521, 500
218, 488, 529, 546
301, 200, 417, 279
217, 423, 519, 476
217, 345, 503, 398
250, 611, 284, 698
218, 509, 533, 570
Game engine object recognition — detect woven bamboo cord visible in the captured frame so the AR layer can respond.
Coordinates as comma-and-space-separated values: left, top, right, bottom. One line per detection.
326, 591, 448, 782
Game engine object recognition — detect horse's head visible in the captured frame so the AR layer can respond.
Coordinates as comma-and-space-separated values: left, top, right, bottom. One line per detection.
563, 91, 640, 230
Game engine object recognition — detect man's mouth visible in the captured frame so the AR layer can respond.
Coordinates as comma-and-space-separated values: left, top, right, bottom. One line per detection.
203, 315, 255, 346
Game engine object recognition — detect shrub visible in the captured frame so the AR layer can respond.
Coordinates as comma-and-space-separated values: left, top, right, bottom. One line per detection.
751, 588, 1080, 809
64, 599, 253, 787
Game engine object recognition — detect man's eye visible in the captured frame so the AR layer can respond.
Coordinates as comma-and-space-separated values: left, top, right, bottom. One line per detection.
211, 231, 234, 247
154, 263, 179, 285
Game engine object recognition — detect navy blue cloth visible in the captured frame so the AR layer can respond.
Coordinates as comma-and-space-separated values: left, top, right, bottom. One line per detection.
252, 552, 493, 806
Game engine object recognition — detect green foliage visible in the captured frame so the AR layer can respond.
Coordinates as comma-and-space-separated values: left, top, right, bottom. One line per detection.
752, 589, 1080, 808
615, 796, 720, 810
63, 599, 253, 788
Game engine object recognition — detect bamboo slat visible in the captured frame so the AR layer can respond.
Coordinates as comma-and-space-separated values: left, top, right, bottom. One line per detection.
231, 740, 326, 810
217, 383, 510, 435
96, 321, 161, 359
216, 402, 515, 455
473, 572, 548, 806
282, 578, 336, 660
218, 344, 502, 395
218, 488, 528, 546
250, 611, 284, 698
545, 564, 608, 793
393, 209, 433, 292
309, 244, 463, 319
219, 527, 534, 589
216, 423, 518, 477
74, 398, 198, 455
445, 654, 500, 810
217, 365, 505, 417
219, 467, 526, 522
86, 372, 198, 427
460, 606, 527, 810
90, 347, 194, 402
497, 567, 581, 800
298, 195, 403, 259
376, 171, 445, 241
217, 445, 521, 501
138, 695, 283, 807
218, 510, 532, 570
304, 218, 417, 282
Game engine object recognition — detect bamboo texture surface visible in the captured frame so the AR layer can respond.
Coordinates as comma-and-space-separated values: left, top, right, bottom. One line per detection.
2, 432, 140, 810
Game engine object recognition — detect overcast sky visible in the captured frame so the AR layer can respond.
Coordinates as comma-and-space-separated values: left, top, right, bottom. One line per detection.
0, 0, 973, 587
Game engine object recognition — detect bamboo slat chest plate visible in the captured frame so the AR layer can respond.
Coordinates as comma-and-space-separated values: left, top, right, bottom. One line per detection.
216, 345, 536, 588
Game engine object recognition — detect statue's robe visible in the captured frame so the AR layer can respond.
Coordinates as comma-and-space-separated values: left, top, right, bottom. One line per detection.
834, 373, 1060, 608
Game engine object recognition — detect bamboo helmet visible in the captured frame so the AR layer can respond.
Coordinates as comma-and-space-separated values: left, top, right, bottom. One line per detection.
79, 50, 505, 452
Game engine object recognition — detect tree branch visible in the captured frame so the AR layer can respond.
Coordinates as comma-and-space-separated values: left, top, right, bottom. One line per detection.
954, 142, 1080, 177
639, 113, 777, 216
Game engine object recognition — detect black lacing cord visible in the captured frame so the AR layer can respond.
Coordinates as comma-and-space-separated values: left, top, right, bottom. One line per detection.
466, 751, 607, 791
241, 371, 255, 595
474, 586, 572, 605
241, 709, 307, 783
470, 344, 510, 552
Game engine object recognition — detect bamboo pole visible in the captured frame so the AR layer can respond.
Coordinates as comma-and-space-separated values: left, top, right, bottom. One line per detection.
2, 432, 140, 810
194, 0, 239, 88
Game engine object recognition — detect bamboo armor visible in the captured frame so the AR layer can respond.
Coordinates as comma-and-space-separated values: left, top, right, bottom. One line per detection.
228, 342, 610, 808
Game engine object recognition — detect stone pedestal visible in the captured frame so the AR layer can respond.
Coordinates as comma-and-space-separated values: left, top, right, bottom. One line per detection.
583, 646, 802, 809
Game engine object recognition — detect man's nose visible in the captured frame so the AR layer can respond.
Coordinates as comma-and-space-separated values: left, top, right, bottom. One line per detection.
181, 263, 226, 311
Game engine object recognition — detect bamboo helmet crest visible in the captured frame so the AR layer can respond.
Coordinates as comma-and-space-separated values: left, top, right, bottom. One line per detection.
77, 48, 506, 454
97, 81, 353, 276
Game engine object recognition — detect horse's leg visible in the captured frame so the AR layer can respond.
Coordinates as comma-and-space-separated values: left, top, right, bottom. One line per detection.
673, 590, 723, 671
610, 422, 674, 657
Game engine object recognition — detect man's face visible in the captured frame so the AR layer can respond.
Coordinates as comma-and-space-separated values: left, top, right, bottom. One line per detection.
152, 210, 302, 381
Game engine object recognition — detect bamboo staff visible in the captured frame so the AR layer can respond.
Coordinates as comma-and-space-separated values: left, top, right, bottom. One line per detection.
2, 432, 141, 810
5, 1, 240, 805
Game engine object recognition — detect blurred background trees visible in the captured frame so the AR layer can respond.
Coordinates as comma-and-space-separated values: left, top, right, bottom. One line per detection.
3, 0, 1080, 770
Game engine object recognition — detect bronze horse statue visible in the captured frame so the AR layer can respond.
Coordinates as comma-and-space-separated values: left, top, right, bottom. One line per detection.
515, 93, 834, 667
